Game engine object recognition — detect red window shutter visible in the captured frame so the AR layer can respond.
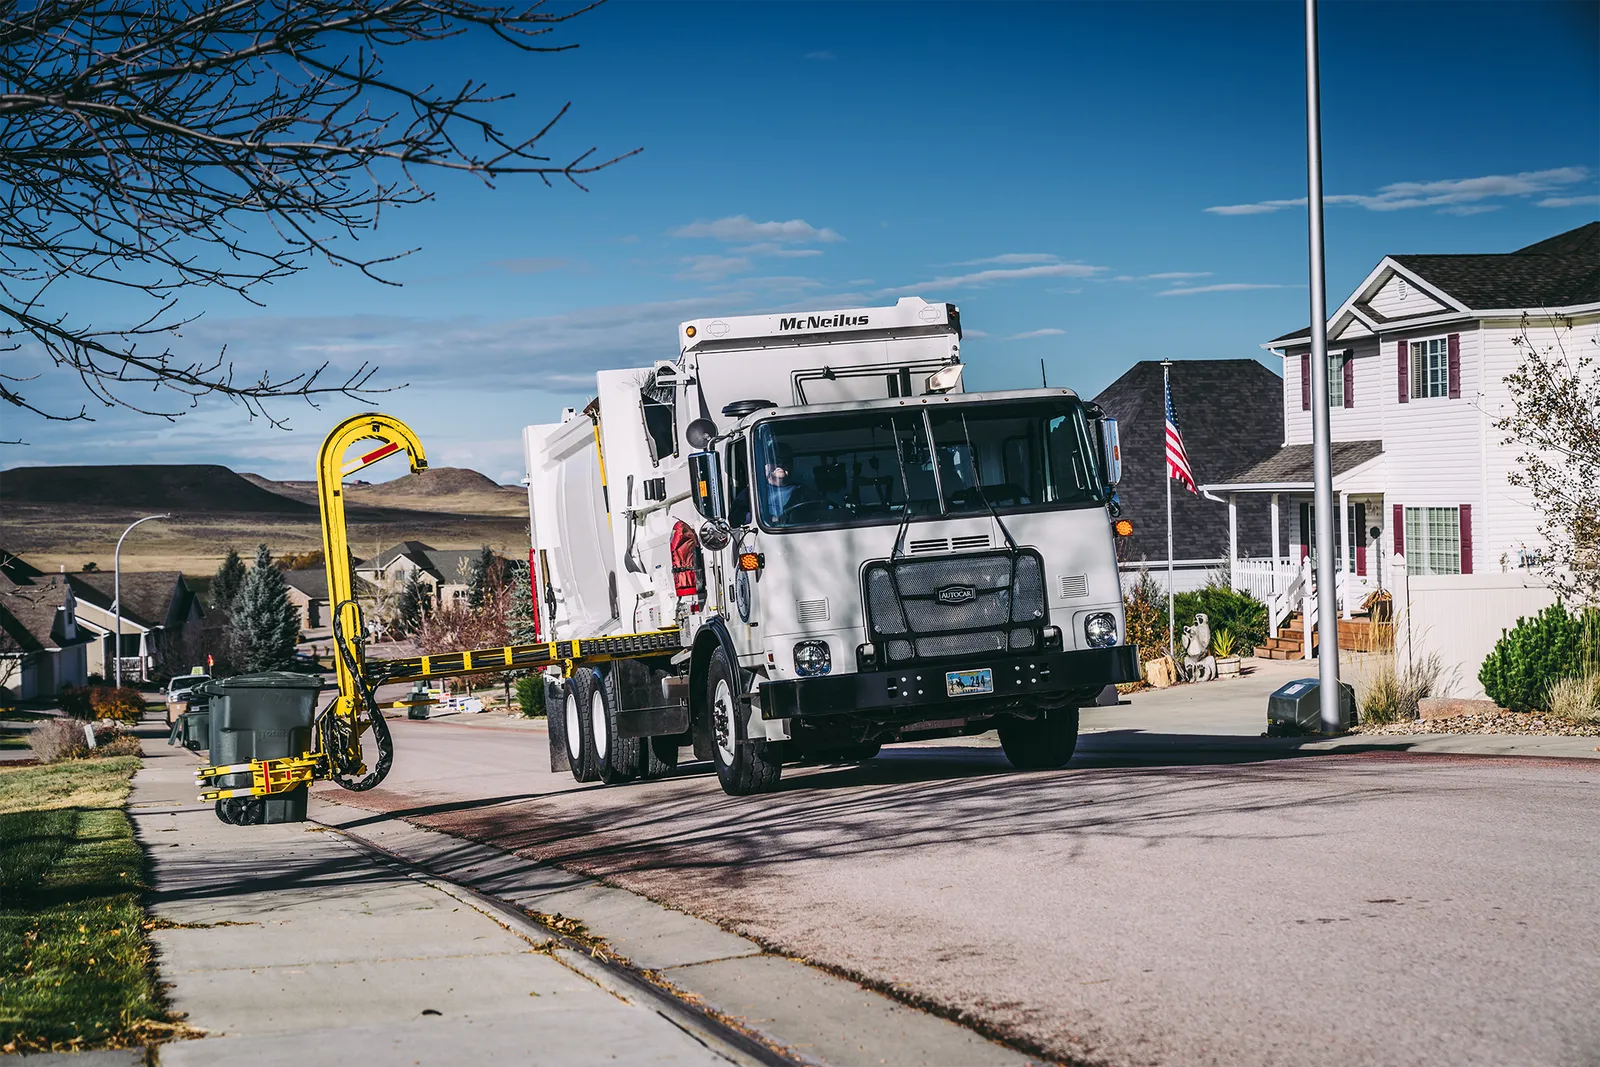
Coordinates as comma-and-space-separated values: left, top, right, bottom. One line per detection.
1343, 353, 1355, 408
1392, 503, 1404, 555
1447, 333, 1461, 399
1459, 504, 1472, 574
1301, 351, 1311, 410
1397, 340, 1409, 403
1355, 503, 1367, 576
1299, 502, 1311, 560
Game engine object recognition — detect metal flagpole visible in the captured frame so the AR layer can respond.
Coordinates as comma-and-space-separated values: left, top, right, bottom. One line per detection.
1303, 0, 1342, 732
1162, 359, 1176, 665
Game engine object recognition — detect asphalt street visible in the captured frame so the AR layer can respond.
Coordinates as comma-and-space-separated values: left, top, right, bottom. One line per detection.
313, 695, 1600, 1067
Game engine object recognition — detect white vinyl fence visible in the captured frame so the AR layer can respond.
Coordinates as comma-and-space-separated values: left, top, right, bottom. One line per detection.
1390, 554, 1559, 699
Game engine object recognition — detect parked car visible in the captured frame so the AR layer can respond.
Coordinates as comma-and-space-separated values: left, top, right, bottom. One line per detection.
165, 672, 211, 727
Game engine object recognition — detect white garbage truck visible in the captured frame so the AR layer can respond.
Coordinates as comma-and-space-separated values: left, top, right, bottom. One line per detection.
523, 297, 1139, 796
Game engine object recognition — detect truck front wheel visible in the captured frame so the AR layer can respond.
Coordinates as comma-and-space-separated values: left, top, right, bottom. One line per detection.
706, 647, 782, 796
998, 706, 1081, 770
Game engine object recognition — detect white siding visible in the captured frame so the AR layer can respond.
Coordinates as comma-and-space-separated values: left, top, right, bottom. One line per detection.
1476, 313, 1600, 568
1332, 316, 1372, 341
1393, 567, 1558, 699
1367, 272, 1448, 318
1282, 337, 1387, 447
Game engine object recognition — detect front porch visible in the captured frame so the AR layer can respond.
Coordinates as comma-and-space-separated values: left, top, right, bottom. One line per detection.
1201, 441, 1389, 659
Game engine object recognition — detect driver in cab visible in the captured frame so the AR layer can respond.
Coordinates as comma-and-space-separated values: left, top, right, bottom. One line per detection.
762, 443, 809, 519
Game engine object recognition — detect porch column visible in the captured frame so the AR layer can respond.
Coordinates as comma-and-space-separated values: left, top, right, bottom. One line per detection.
1227, 494, 1239, 592
1339, 491, 1351, 620
1269, 493, 1281, 594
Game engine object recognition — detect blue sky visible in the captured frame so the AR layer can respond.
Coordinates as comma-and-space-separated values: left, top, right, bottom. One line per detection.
4, 0, 1596, 484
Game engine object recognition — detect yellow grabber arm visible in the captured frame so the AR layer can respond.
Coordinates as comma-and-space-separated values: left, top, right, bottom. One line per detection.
317, 413, 427, 790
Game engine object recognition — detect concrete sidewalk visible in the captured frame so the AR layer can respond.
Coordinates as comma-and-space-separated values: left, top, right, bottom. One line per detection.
130, 733, 748, 1067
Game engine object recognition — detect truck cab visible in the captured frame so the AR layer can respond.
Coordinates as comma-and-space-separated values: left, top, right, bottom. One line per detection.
524, 298, 1138, 796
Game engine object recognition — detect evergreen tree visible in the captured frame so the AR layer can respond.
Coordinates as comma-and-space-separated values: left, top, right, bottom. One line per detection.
466, 544, 498, 610
396, 570, 426, 636
212, 547, 248, 609
228, 544, 300, 672
507, 558, 537, 644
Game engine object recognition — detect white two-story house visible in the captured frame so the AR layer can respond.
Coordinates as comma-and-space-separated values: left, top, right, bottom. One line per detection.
1201, 222, 1599, 616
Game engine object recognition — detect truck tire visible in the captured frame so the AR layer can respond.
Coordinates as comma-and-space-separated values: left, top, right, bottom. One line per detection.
998, 706, 1081, 770
642, 736, 680, 779
706, 646, 782, 796
596, 667, 641, 785
565, 668, 601, 783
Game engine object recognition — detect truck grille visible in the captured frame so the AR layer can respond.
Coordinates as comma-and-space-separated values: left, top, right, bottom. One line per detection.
863, 550, 1046, 664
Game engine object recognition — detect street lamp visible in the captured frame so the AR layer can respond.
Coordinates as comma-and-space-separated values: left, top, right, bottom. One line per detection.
114, 514, 171, 687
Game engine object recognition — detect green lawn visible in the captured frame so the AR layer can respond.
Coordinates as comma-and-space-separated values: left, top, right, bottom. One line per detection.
0, 735, 28, 750
0, 756, 168, 1053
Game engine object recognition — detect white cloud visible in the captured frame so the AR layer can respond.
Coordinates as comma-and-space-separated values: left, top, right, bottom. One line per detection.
733, 243, 825, 258
1157, 283, 1291, 296
1438, 204, 1501, 216
1208, 167, 1591, 215
956, 253, 1061, 266
883, 262, 1107, 295
678, 254, 751, 280
1539, 194, 1600, 208
962, 329, 990, 339
1006, 328, 1066, 340
672, 215, 843, 244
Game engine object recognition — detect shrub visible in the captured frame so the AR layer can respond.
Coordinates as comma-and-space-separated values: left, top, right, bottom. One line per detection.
1356, 652, 1444, 725
1479, 603, 1597, 712
89, 686, 147, 724
29, 718, 89, 762
57, 684, 93, 720
515, 675, 546, 718
1123, 569, 1169, 661
1173, 582, 1268, 655
1546, 671, 1600, 724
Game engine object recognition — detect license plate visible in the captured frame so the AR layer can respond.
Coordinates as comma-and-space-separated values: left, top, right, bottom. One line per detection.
946, 668, 994, 697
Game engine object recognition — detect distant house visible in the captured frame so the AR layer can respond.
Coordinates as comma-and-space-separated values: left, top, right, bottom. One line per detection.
1093, 359, 1286, 592
281, 566, 373, 630
68, 570, 206, 681
354, 541, 511, 609
0, 552, 90, 699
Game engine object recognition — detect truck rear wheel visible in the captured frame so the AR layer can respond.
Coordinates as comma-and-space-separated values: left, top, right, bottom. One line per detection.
565, 669, 600, 783
706, 647, 781, 796
596, 667, 641, 785
998, 706, 1081, 770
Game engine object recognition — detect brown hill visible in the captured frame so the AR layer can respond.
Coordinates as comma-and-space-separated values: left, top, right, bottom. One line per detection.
239, 467, 524, 516
363, 467, 512, 498
2, 464, 316, 515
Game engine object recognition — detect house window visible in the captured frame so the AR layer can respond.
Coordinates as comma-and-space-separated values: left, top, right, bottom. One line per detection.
1327, 351, 1345, 408
1403, 507, 1461, 575
1410, 338, 1448, 399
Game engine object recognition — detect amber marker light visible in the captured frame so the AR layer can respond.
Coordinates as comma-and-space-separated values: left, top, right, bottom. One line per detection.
1114, 519, 1134, 538
737, 552, 762, 571
685, 325, 697, 337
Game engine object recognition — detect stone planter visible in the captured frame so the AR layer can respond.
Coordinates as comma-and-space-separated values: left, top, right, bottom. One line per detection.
1215, 656, 1241, 678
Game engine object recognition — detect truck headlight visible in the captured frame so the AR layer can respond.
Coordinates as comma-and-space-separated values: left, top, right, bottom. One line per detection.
1085, 613, 1117, 648
793, 640, 832, 677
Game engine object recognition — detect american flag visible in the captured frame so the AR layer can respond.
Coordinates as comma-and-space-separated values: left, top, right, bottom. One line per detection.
1165, 380, 1197, 494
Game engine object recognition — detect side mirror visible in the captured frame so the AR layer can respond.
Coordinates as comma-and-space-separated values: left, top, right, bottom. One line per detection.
688, 450, 726, 521
685, 418, 717, 451
1098, 416, 1122, 488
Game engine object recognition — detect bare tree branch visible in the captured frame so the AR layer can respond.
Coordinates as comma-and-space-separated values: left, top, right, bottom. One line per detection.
0, 0, 636, 428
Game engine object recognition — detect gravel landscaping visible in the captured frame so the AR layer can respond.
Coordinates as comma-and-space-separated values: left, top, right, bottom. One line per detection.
1353, 711, 1600, 737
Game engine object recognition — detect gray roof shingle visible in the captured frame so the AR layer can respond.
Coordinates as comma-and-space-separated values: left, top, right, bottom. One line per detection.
1214, 440, 1384, 486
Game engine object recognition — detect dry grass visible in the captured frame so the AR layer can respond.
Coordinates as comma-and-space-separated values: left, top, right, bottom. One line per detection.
1546, 671, 1600, 724
1353, 652, 1444, 725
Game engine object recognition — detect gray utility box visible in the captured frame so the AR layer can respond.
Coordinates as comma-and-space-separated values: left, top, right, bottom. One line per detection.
1267, 678, 1357, 735
168, 708, 211, 752
205, 672, 323, 823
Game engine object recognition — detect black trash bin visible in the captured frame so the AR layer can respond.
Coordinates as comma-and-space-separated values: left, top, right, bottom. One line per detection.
1267, 677, 1357, 735
205, 672, 323, 824
167, 707, 211, 752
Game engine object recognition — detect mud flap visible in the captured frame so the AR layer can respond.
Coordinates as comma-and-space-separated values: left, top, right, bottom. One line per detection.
545, 673, 570, 773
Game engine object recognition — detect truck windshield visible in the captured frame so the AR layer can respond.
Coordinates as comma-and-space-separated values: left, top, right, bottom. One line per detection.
751, 399, 1105, 530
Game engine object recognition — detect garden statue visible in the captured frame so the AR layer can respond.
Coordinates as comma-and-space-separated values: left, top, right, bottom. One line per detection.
1181, 612, 1217, 683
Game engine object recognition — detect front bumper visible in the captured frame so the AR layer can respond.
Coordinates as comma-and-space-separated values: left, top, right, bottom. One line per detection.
758, 644, 1140, 721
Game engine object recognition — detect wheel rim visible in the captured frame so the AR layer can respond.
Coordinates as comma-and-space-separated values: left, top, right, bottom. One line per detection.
565, 692, 581, 761
713, 678, 737, 765
592, 686, 609, 761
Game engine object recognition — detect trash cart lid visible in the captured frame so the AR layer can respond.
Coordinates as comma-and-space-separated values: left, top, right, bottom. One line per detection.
207, 671, 324, 691
1270, 678, 1320, 699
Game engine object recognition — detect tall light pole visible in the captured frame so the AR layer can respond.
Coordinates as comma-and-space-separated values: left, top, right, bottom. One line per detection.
1303, 0, 1342, 732
114, 514, 171, 687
